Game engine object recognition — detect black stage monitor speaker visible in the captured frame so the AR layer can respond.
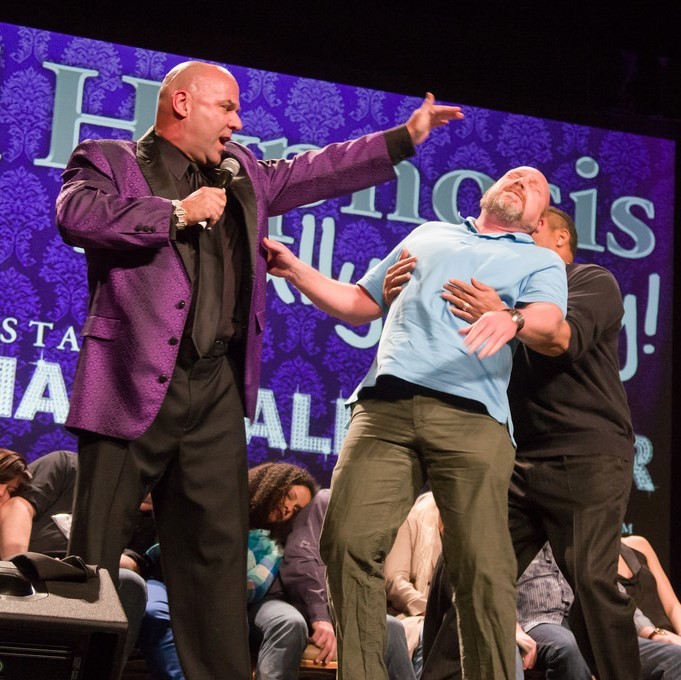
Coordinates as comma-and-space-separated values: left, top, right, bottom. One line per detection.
0, 561, 127, 680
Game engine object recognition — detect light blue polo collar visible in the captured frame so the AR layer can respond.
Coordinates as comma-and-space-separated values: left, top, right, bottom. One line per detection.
463, 217, 535, 244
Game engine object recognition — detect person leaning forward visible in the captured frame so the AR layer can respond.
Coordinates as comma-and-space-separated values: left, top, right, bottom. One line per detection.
56, 59, 463, 680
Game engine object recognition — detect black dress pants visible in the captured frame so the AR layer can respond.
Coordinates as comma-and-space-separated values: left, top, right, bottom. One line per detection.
508, 453, 639, 680
69, 346, 251, 680
421, 552, 462, 680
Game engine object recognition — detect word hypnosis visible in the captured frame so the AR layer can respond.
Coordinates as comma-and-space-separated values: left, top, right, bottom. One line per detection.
37, 62, 656, 261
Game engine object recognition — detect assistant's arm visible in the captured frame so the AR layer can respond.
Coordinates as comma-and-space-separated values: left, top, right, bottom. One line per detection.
510, 266, 621, 357
461, 301, 564, 359
441, 276, 569, 356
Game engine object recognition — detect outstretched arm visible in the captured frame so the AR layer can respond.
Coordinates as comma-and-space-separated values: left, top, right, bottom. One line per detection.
264, 237, 382, 325
405, 93, 464, 146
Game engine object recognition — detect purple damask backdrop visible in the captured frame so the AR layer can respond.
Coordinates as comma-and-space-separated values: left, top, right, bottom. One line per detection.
0, 22, 676, 562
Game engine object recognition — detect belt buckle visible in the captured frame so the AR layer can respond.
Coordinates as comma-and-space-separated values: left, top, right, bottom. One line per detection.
211, 339, 229, 357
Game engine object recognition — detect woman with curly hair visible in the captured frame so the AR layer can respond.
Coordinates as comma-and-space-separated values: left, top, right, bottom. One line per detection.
246, 463, 316, 603
248, 462, 317, 542
138, 461, 318, 680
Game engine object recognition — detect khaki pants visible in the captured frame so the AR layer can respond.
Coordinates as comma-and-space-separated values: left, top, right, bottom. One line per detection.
320, 395, 517, 680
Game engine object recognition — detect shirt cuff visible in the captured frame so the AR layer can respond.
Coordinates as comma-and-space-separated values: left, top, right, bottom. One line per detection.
384, 125, 416, 165
307, 602, 332, 623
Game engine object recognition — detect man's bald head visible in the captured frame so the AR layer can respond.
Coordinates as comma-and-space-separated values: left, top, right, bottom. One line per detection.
159, 62, 233, 104
155, 60, 242, 166
478, 166, 550, 234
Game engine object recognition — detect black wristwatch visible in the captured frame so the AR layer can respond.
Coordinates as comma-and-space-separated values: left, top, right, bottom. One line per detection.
502, 307, 525, 334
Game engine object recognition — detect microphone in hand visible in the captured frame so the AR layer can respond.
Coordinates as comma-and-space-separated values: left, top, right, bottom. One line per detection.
217, 157, 241, 188
199, 158, 241, 229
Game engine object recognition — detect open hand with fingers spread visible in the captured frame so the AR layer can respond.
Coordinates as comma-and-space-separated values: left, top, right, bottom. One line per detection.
405, 93, 464, 146
383, 248, 417, 305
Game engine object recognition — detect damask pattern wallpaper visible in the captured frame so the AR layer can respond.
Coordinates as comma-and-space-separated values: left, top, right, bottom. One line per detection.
0, 22, 675, 558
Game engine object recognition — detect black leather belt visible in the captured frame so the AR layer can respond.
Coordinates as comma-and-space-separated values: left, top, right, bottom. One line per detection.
358, 375, 489, 416
206, 338, 230, 357
177, 337, 230, 366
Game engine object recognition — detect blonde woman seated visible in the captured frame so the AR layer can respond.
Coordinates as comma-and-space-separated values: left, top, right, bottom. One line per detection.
385, 491, 442, 677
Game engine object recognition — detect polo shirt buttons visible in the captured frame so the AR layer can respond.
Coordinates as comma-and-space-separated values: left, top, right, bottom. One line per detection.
158, 374, 168, 384
168, 337, 179, 346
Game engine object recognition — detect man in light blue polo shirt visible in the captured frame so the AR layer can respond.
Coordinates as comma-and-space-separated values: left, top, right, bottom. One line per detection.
264, 165, 567, 680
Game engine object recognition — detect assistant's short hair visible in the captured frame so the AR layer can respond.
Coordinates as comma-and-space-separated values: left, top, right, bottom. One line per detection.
548, 206, 578, 258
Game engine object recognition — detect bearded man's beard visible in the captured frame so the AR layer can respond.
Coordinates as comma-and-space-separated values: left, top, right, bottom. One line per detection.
480, 192, 524, 225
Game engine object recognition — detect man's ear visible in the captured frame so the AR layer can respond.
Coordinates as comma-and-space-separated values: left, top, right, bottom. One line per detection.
533, 214, 547, 234
556, 226, 570, 247
171, 89, 190, 118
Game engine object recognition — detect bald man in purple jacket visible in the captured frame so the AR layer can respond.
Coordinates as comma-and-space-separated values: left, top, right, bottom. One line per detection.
56, 60, 462, 680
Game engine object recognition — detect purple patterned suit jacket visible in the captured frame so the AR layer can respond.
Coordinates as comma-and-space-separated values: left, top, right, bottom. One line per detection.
57, 128, 398, 440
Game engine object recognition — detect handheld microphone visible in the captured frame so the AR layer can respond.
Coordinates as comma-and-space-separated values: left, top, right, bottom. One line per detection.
199, 158, 241, 229
217, 157, 241, 188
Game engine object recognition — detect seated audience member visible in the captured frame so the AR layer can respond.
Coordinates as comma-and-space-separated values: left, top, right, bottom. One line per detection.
137, 462, 317, 680
245, 462, 318, 679
422, 543, 593, 680
1, 449, 155, 559
515, 543, 591, 679
0, 448, 149, 659
619, 535, 681, 679
385, 491, 442, 676
0, 448, 32, 515
421, 552, 522, 680
278, 487, 417, 680
138, 463, 416, 680
0, 449, 76, 557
